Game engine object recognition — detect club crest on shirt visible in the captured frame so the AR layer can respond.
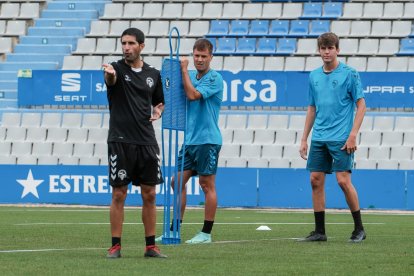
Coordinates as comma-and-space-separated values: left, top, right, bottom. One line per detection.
146, 77, 154, 88
332, 80, 338, 88
124, 75, 131, 82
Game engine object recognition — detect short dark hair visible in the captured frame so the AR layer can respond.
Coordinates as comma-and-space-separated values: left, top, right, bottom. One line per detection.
317, 32, 339, 49
193, 38, 213, 55
121, 28, 145, 44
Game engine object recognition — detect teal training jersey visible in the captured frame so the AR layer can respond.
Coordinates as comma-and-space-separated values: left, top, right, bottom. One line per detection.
308, 62, 364, 141
185, 69, 223, 145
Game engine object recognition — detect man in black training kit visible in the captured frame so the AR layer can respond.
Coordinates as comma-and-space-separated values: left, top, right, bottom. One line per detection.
103, 28, 166, 258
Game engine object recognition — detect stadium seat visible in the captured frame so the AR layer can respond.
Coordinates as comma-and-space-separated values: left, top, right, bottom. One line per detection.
188, 21, 209, 37
358, 39, 379, 55
268, 158, 290, 168
0, 155, 16, 164
301, 3, 322, 19
62, 113, 82, 128
17, 155, 37, 165
240, 144, 262, 159
248, 114, 268, 129
182, 3, 202, 19
37, 155, 58, 165
342, 3, 363, 19
66, 128, 88, 143
242, 3, 263, 19
162, 3, 183, 19
403, 132, 414, 147
284, 57, 305, 71
391, 21, 411, 37
359, 131, 381, 146
276, 38, 296, 55
394, 116, 414, 131
366, 57, 387, 72
41, 113, 61, 128
122, 3, 143, 19
305, 57, 322, 71
382, 131, 404, 147
262, 3, 282, 19
373, 116, 394, 131
0, 37, 12, 54
109, 21, 130, 37
73, 143, 94, 157
369, 147, 390, 160
202, 3, 223, 19
290, 158, 307, 169
247, 158, 269, 168
141, 3, 163, 19
26, 127, 47, 142
350, 21, 371, 37
19, 3, 39, 19
338, 39, 358, 55
296, 39, 317, 55
46, 128, 68, 143
101, 3, 123, 19
256, 38, 277, 55
288, 115, 306, 130
58, 156, 79, 165
398, 39, 414, 55
274, 129, 296, 145
289, 20, 309, 36
5, 127, 26, 142
149, 21, 169, 37
378, 39, 399, 56
322, 2, 343, 18
88, 21, 109, 37
207, 20, 229, 36
236, 38, 256, 54
362, 3, 383, 19
130, 20, 150, 35
226, 114, 247, 129
0, 3, 20, 19
223, 56, 242, 72
331, 21, 351, 37
170, 21, 189, 37
268, 114, 289, 129
220, 144, 240, 158
253, 129, 275, 145
11, 141, 32, 157
5, 20, 26, 36
21, 113, 41, 128
1, 112, 21, 127
403, 3, 414, 19
75, 38, 96, 54
244, 56, 264, 71
233, 129, 254, 145
82, 56, 102, 70
281, 3, 302, 19
222, 3, 243, 19
221, 129, 233, 144
347, 57, 367, 72
32, 142, 53, 157
210, 55, 223, 71
226, 157, 247, 168
95, 38, 116, 54
215, 37, 236, 54
309, 20, 330, 37
283, 145, 300, 159
62, 56, 82, 70
269, 20, 289, 36
371, 21, 391, 37
94, 143, 107, 159
263, 56, 285, 71
229, 20, 249, 36
249, 20, 269, 36
388, 57, 408, 72
79, 156, 100, 165
355, 159, 376, 170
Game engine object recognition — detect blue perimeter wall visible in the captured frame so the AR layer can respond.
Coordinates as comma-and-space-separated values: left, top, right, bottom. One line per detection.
1, 165, 413, 210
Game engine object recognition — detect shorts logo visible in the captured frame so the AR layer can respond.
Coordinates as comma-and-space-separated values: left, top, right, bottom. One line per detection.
118, 170, 127, 180
147, 77, 154, 88
110, 154, 117, 180
165, 78, 170, 89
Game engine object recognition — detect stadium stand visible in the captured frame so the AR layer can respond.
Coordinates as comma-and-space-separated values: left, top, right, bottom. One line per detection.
0, 0, 413, 172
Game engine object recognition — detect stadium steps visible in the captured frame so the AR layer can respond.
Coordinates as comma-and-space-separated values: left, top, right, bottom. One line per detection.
0, 0, 109, 109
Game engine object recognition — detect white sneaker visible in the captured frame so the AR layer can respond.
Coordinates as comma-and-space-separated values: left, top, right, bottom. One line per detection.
185, 232, 212, 244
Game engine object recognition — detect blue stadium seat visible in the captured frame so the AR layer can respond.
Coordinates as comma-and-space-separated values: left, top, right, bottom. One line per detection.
269, 20, 289, 36
289, 20, 310, 36
322, 2, 343, 19
309, 20, 330, 37
301, 3, 322, 19
229, 20, 249, 36
236, 38, 256, 54
215, 37, 236, 55
277, 38, 297, 55
398, 38, 414, 55
207, 20, 229, 37
256, 38, 277, 55
249, 20, 269, 36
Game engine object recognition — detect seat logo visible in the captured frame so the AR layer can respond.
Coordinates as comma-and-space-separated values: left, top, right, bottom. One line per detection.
61, 73, 81, 92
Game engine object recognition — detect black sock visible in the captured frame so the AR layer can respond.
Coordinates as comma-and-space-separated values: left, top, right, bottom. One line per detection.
314, 211, 325, 234
201, 220, 214, 234
112, 237, 121, 246
145, 235, 155, 247
170, 219, 182, 232
351, 210, 364, 231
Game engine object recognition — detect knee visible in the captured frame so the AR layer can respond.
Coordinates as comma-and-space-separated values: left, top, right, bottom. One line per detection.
310, 175, 323, 190
141, 187, 156, 205
112, 187, 127, 203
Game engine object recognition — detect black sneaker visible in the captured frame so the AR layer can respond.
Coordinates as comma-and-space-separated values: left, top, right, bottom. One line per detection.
144, 245, 167, 258
298, 231, 327, 242
349, 229, 366, 243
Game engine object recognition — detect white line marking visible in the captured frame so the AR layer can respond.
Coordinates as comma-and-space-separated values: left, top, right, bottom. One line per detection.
13, 222, 385, 226
0, 247, 105, 253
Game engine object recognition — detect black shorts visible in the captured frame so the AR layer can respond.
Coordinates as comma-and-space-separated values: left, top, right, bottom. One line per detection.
108, 142, 163, 187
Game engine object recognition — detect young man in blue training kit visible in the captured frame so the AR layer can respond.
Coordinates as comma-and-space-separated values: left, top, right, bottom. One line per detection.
157, 38, 223, 244
299, 32, 367, 243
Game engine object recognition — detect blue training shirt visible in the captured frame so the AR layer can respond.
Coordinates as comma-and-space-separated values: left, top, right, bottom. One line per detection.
185, 69, 223, 145
308, 62, 364, 141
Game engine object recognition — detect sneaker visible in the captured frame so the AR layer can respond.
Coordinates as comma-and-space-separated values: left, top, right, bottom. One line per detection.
349, 229, 366, 243
107, 243, 121, 258
298, 231, 327, 242
185, 232, 212, 244
144, 245, 167, 258
155, 231, 175, 243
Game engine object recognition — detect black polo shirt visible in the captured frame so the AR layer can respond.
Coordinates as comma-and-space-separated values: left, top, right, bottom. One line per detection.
106, 59, 164, 145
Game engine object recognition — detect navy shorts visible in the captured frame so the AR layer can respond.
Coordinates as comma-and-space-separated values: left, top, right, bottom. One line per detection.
177, 144, 221, 176
108, 142, 163, 187
306, 141, 354, 173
